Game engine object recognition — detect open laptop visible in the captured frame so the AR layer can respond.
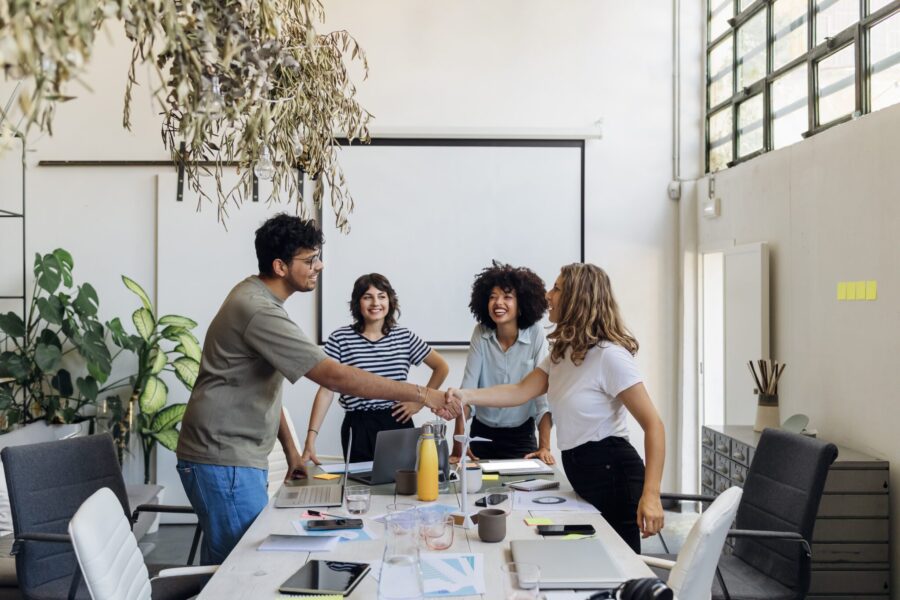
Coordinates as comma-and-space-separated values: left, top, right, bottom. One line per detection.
510, 539, 629, 589
274, 431, 351, 509
349, 427, 422, 485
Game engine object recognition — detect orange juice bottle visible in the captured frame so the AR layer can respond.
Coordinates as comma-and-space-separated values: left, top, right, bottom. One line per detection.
416, 426, 439, 502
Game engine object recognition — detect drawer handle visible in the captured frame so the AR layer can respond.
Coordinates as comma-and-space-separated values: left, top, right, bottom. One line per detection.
733, 451, 745, 461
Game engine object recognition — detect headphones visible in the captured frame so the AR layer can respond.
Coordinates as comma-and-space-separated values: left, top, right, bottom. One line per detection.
588, 578, 673, 600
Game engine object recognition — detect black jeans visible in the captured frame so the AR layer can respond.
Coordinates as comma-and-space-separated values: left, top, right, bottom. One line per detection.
341, 408, 413, 463
562, 436, 646, 553
469, 417, 538, 459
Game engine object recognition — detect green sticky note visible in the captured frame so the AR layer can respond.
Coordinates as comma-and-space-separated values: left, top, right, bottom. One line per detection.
525, 517, 553, 526
855, 281, 866, 300
837, 282, 847, 300
561, 533, 594, 540
866, 280, 877, 301
482, 474, 499, 481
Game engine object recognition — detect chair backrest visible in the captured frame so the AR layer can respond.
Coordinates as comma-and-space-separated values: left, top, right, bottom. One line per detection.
69, 487, 151, 600
733, 428, 838, 593
266, 406, 300, 496
0, 433, 130, 595
667, 486, 743, 600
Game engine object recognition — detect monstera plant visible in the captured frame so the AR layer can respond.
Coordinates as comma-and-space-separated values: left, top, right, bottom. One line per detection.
107, 276, 200, 484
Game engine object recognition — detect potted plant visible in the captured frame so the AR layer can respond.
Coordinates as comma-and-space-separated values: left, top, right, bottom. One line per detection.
106, 276, 200, 484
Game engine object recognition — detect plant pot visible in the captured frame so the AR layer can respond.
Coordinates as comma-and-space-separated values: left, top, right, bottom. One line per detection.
754, 394, 780, 432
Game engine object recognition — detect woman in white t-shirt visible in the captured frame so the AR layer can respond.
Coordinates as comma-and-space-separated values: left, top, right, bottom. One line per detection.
448, 263, 665, 552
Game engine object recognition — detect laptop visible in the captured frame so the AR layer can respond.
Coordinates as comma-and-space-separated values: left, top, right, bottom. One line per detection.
510, 539, 629, 589
274, 431, 351, 509
349, 427, 422, 485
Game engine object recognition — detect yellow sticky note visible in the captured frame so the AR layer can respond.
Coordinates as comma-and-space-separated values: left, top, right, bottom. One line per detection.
482, 474, 499, 481
837, 282, 847, 300
855, 281, 866, 300
313, 473, 341, 481
278, 595, 343, 600
866, 280, 877, 300
525, 517, 553, 526
561, 533, 594, 540
846, 282, 856, 300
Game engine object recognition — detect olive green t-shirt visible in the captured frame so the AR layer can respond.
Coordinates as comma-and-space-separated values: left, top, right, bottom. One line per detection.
176, 276, 326, 469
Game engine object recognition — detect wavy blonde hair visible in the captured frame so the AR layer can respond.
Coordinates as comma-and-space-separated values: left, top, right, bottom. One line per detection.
547, 263, 638, 365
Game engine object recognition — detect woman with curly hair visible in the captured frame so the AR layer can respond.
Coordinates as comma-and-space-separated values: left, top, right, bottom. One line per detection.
301, 273, 449, 463
448, 263, 665, 552
450, 262, 554, 464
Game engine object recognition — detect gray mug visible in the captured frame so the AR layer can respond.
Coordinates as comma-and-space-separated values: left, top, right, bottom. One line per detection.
477, 508, 507, 543
394, 468, 417, 495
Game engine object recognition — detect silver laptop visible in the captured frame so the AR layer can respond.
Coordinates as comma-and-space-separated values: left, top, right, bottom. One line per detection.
349, 427, 422, 485
510, 539, 629, 589
274, 432, 351, 509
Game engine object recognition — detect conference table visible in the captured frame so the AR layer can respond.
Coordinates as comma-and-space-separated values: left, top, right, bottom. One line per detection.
197, 467, 654, 599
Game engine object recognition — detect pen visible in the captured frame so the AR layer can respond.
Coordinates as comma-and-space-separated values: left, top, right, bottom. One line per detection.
503, 478, 537, 486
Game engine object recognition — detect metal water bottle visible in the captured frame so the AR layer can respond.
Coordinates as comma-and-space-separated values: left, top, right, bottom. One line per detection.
416, 424, 439, 502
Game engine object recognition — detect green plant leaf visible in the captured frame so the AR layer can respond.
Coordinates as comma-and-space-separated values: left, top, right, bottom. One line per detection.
50, 369, 74, 396
38, 328, 62, 349
149, 346, 167, 374
52, 249, 74, 287
139, 375, 168, 414
150, 428, 180, 452
132, 308, 155, 341
73, 283, 99, 317
158, 315, 198, 329
35, 253, 62, 293
122, 275, 153, 312
0, 352, 29, 380
150, 402, 187, 433
76, 376, 99, 402
172, 357, 199, 389
36, 296, 65, 325
107, 317, 138, 351
0, 312, 26, 337
175, 333, 202, 362
34, 343, 62, 372
160, 325, 187, 341
75, 329, 112, 383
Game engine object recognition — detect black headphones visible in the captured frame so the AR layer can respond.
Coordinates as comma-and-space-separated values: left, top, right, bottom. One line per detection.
588, 578, 673, 600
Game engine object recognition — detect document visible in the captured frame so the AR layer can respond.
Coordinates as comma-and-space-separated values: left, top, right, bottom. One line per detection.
371, 553, 485, 597
257, 534, 340, 552
319, 461, 374, 474
512, 490, 600, 513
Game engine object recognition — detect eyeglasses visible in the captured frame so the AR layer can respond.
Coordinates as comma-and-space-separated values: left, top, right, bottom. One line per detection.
292, 252, 321, 268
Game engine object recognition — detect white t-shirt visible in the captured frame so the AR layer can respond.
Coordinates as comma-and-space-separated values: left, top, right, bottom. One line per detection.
537, 341, 643, 451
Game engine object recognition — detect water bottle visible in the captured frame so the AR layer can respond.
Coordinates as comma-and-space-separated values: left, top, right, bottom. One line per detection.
378, 511, 424, 600
416, 424, 439, 502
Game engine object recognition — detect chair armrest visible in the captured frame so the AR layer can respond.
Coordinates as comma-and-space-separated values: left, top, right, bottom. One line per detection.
157, 565, 218, 578
660, 492, 717, 503
11, 532, 71, 555
727, 529, 810, 553
639, 555, 675, 570
132, 503, 196, 521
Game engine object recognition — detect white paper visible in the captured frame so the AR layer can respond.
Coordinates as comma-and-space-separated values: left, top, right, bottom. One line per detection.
319, 461, 374, 474
257, 534, 340, 552
512, 490, 600, 513
478, 459, 553, 474
371, 553, 485, 597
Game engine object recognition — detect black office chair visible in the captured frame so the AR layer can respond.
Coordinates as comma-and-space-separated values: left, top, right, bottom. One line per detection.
654, 428, 838, 600
1, 434, 201, 600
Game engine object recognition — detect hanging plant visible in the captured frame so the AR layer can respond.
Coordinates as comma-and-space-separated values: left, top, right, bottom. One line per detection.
0, 0, 371, 231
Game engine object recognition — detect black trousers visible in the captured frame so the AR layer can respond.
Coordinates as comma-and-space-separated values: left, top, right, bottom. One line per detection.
562, 436, 646, 553
469, 417, 538, 459
341, 408, 413, 463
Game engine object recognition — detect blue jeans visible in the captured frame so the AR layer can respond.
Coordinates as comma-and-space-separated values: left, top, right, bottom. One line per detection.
176, 460, 269, 565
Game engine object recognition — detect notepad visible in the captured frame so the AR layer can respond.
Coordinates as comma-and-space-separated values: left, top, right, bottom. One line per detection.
313, 473, 341, 480
258, 534, 339, 552
525, 517, 554, 526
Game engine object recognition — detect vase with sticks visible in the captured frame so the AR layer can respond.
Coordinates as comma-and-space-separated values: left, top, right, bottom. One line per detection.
749, 359, 786, 432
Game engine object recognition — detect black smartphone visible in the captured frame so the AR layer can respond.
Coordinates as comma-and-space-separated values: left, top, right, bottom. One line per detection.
303, 518, 364, 531
474, 493, 509, 508
537, 524, 596, 536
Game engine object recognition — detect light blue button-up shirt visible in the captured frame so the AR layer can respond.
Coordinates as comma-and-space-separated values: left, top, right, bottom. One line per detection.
461, 323, 550, 428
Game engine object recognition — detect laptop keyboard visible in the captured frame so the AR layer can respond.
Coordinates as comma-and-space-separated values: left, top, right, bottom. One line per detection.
285, 485, 341, 505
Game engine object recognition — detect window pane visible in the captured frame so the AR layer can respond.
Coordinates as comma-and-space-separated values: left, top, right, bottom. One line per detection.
737, 10, 767, 88
772, 65, 809, 148
710, 0, 734, 41
773, 0, 809, 70
817, 44, 856, 124
709, 35, 735, 107
740, 0, 756, 11
815, 0, 859, 46
738, 94, 764, 157
709, 107, 734, 172
869, 0, 893, 14
870, 11, 900, 111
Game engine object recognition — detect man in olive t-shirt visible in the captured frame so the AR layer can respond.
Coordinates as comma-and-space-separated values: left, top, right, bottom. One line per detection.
176, 215, 459, 565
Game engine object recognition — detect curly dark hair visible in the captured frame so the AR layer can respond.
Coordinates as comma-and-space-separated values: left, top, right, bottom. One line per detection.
255, 214, 325, 276
468, 262, 548, 330
349, 273, 400, 335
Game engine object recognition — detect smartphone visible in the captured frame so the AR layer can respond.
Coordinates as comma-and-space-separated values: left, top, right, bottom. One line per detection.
537, 524, 596, 536
303, 518, 364, 531
279, 559, 369, 595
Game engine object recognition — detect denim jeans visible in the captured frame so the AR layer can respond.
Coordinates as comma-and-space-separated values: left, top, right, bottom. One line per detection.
176, 460, 269, 565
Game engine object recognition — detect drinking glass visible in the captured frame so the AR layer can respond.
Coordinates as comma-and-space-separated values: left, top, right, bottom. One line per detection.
345, 485, 371, 515
379, 511, 424, 600
501, 562, 542, 600
421, 513, 454, 551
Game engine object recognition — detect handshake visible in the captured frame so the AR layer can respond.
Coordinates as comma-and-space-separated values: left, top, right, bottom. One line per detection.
418, 388, 466, 421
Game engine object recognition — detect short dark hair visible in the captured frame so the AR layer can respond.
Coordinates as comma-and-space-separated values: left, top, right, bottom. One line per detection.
349, 273, 400, 335
255, 214, 325, 276
468, 262, 548, 330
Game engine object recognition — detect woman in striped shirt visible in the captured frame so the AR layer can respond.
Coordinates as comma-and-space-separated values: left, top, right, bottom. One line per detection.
301, 273, 449, 463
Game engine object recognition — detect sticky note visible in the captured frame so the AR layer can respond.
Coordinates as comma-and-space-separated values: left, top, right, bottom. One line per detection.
525, 518, 553, 526
278, 595, 343, 599
866, 280, 877, 300
855, 281, 866, 300
482, 474, 499, 481
313, 473, 341, 480
562, 533, 595, 540
846, 282, 856, 300
837, 282, 847, 300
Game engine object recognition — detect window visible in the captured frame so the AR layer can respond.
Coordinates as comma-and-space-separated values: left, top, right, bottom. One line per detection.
705, 0, 900, 172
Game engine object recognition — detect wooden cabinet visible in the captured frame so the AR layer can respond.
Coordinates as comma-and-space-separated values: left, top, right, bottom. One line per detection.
702, 425, 890, 599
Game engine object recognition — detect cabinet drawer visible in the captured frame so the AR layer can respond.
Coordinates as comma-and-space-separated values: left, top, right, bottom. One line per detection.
824, 469, 889, 494
730, 441, 750, 466
701, 446, 714, 468
702, 428, 715, 449
730, 462, 747, 486
715, 474, 731, 494
714, 453, 732, 477
809, 569, 889, 595
701, 485, 716, 497
818, 494, 889, 518
813, 519, 889, 543
701, 467, 715, 489
714, 433, 731, 455
811, 542, 889, 563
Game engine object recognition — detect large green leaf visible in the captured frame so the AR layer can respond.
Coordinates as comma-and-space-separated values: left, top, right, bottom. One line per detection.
34, 343, 62, 373
76, 376, 98, 402
36, 296, 64, 325
132, 308, 155, 341
107, 317, 138, 351
149, 346, 168, 374
76, 330, 112, 383
158, 315, 198, 330
175, 333, 201, 362
150, 428, 180, 452
150, 403, 187, 433
52, 249, 74, 287
38, 328, 62, 349
34, 253, 62, 293
139, 375, 168, 414
173, 357, 199, 389
0, 313, 26, 338
73, 283, 99, 317
122, 276, 153, 311
0, 352, 29, 380
50, 369, 74, 396
160, 325, 187, 342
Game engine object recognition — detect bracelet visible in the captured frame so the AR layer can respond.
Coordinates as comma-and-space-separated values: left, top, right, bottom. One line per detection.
416, 384, 426, 405
308, 428, 318, 435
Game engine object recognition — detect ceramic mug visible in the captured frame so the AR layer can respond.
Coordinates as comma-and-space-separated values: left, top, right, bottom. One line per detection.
394, 469, 417, 495
464, 465, 483, 493
477, 508, 507, 543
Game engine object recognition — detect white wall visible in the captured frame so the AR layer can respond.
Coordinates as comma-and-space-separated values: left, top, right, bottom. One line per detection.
692, 102, 900, 591
1, 1, 683, 493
